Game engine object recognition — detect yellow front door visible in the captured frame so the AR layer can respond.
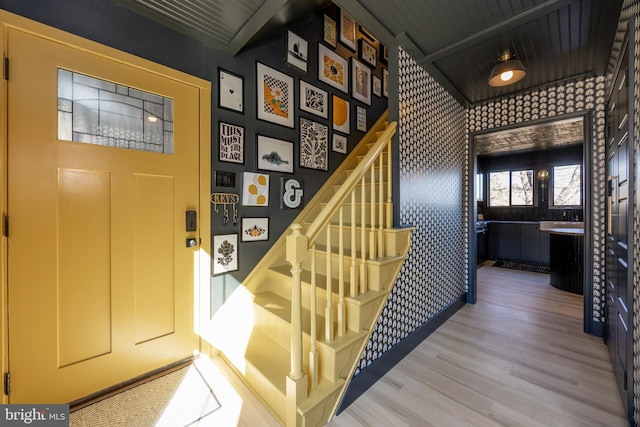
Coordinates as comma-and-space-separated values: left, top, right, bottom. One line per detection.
6, 25, 203, 403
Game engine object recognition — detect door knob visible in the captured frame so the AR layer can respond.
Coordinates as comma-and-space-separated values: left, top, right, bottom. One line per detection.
186, 238, 197, 248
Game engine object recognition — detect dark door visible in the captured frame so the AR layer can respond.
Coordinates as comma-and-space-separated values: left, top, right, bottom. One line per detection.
605, 27, 633, 420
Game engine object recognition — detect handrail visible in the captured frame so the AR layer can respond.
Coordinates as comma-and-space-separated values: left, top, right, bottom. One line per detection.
304, 122, 397, 244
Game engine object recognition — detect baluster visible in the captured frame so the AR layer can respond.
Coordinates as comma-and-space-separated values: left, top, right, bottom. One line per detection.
338, 206, 345, 337
309, 243, 318, 390
370, 163, 376, 259
325, 225, 333, 343
386, 143, 393, 228
350, 190, 357, 298
378, 153, 385, 257
360, 176, 367, 294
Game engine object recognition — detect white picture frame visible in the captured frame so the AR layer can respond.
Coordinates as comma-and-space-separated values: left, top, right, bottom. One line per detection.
332, 95, 350, 135
339, 9, 357, 51
257, 135, 294, 173
318, 44, 349, 93
373, 75, 382, 97
332, 134, 347, 154
242, 172, 270, 206
213, 234, 238, 275
383, 68, 389, 98
300, 80, 329, 119
286, 30, 308, 72
300, 118, 328, 171
351, 57, 371, 106
256, 62, 294, 128
356, 106, 366, 132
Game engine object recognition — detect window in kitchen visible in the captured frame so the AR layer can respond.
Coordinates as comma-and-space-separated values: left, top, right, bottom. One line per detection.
552, 164, 582, 206
488, 169, 534, 207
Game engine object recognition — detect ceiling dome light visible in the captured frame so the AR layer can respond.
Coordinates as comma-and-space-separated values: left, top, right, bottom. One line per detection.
488, 52, 526, 87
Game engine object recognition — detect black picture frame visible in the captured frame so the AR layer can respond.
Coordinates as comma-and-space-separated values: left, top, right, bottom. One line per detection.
358, 38, 377, 68
218, 68, 244, 114
218, 121, 245, 164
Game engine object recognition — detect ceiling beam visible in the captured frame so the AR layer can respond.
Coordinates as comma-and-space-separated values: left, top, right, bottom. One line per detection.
227, 0, 289, 56
420, 0, 578, 64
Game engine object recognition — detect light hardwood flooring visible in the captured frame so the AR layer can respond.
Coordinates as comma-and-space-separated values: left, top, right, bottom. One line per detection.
327, 265, 628, 427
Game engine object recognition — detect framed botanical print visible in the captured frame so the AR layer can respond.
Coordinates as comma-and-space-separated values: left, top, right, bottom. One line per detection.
300, 80, 328, 119
323, 15, 337, 48
256, 62, 294, 128
213, 234, 238, 275
218, 121, 244, 164
300, 118, 328, 171
356, 106, 366, 132
318, 44, 348, 93
351, 58, 371, 106
241, 217, 269, 242
218, 68, 244, 113
358, 39, 377, 68
339, 9, 357, 51
257, 135, 294, 173
373, 75, 382, 97
333, 95, 350, 134
286, 30, 308, 72
332, 133, 347, 154
242, 172, 269, 206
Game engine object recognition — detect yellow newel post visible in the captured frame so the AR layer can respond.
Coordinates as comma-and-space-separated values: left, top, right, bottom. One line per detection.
286, 223, 308, 426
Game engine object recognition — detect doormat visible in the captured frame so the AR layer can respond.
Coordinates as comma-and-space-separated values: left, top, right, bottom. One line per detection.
492, 260, 550, 275
70, 363, 220, 427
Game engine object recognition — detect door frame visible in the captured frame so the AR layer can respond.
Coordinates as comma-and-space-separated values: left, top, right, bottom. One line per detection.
0, 10, 212, 404
467, 110, 596, 334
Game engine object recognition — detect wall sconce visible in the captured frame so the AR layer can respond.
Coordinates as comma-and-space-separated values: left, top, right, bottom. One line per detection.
537, 169, 549, 202
488, 52, 526, 87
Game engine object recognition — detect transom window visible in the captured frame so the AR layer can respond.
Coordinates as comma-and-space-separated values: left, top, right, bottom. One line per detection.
489, 169, 534, 207
57, 68, 174, 154
552, 164, 582, 206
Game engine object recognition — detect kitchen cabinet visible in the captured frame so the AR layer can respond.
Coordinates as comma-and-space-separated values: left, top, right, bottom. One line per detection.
487, 221, 549, 266
550, 233, 583, 294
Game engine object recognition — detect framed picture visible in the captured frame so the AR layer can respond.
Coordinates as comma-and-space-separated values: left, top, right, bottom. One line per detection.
257, 135, 294, 173
300, 80, 328, 119
286, 30, 308, 72
241, 217, 269, 242
323, 15, 337, 48
242, 172, 269, 206
356, 106, 366, 132
218, 122, 244, 164
332, 134, 347, 154
359, 25, 376, 42
373, 75, 382, 97
213, 234, 238, 275
383, 67, 389, 98
281, 177, 304, 209
318, 44, 349, 93
256, 62, 294, 128
218, 68, 244, 113
380, 44, 389, 65
358, 39, 377, 68
339, 9, 357, 51
351, 58, 371, 106
300, 118, 328, 171
333, 95, 350, 134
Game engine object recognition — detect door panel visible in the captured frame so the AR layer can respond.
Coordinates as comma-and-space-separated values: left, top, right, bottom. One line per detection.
7, 27, 201, 403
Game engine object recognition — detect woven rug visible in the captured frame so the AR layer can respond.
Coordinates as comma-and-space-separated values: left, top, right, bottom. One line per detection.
492, 260, 550, 275
70, 364, 220, 427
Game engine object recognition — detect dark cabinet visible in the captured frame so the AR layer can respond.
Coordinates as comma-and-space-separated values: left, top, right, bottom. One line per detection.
520, 224, 540, 262
550, 233, 584, 294
487, 222, 549, 266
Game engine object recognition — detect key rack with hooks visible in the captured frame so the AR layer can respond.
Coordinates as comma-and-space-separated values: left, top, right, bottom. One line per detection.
211, 192, 239, 225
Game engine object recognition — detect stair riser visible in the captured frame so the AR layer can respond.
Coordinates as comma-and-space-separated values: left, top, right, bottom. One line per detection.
312, 226, 380, 253
245, 361, 286, 424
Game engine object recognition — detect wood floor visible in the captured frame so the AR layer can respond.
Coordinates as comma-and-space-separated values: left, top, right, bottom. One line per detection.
327, 265, 628, 427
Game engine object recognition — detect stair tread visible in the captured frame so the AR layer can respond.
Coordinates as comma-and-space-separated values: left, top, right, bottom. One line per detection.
270, 263, 351, 289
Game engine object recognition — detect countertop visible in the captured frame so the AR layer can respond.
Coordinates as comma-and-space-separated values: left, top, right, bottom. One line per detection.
547, 227, 584, 236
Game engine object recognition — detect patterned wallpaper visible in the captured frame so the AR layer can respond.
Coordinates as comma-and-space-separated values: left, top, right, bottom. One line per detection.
469, 77, 607, 326
355, 48, 468, 372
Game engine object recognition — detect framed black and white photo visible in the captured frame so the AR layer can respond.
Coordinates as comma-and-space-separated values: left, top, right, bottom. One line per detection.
213, 233, 238, 275
218, 68, 244, 113
339, 9, 357, 51
351, 58, 371, 106
281, 177, 304, 209
257, 135, 294, 173
256, 62, 294, 128
300, 118, 328, 171
383, 67, 389, 98
332, 95, 350, 134
323, 15, 337, 48
286, 30, 308, 72
300, 80, 328, 119
356, 106, 366, 132
373, 75, 382, 97
241, 217, 269, 242
358, 39, 377, 68
318, 44, 349, 93
332, 133, 347, 154
218, 122, 244, 164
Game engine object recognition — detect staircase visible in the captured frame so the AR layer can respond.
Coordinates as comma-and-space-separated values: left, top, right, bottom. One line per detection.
212, 111, 413, 426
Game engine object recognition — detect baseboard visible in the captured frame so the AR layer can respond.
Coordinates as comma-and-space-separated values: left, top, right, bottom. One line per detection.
337, 293, 467, 413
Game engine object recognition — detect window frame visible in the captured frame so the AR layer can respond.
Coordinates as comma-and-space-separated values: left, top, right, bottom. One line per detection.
550, 162, 583, 208
488, 168, 535, 207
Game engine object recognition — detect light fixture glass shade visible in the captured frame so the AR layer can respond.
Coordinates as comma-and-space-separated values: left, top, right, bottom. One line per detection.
488, 54, 526, 87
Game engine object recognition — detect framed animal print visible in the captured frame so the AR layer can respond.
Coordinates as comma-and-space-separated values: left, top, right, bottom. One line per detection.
241, 217, 269, 242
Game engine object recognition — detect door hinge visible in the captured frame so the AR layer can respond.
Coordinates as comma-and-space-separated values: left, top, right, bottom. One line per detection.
3, 57, 8, 80
4, 372, 9, 396
3, 216, 8, 238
